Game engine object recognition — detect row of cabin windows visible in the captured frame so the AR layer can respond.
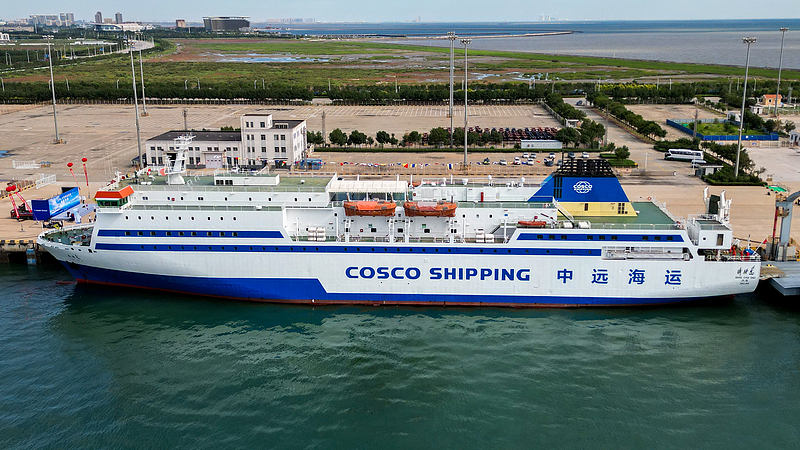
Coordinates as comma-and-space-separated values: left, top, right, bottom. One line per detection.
126, 216, 238, 221
132, 245, 593, 255
533, 234, 674, 241
125, 231, 240, 237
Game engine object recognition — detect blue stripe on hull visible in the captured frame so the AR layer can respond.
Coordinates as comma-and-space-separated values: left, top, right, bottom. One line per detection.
60, 262, 715, 307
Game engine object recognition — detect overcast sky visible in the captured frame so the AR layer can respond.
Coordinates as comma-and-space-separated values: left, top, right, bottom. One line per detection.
4, 0, 798, 23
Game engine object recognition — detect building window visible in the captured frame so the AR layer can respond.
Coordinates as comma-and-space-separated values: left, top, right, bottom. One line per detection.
281, 147, 286, 153
274, 135, 279, 141
261, 134, 266, 140
281, 135, 286, 140
260, 122, 266, 128
262, 147, 267, 152
275, 146, 280, 152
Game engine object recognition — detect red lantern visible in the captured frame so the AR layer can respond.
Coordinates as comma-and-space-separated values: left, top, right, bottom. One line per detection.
82, 157, 87, 163
67, 162, 73, 168
5, 185, 14, 192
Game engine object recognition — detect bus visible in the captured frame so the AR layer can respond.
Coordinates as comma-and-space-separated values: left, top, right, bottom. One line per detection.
665, 149, 704, 161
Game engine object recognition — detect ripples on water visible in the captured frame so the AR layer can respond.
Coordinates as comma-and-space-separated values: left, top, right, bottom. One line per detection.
2, 263, 800, 449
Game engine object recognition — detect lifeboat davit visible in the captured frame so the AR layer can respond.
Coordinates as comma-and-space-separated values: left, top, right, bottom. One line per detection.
517, 220, 548, 228
403, 201, 457, 217
343, 200, 397, 217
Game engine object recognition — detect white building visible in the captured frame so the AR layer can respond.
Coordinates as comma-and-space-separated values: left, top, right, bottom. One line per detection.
0, 33, 10, 42
145, 113, 307, 169
790, 130, 800, 147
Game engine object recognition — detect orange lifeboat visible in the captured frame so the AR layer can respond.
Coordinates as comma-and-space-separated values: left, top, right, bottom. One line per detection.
517, 220, 548, 228
343, 200, 397, 217
403, 201, 457, 217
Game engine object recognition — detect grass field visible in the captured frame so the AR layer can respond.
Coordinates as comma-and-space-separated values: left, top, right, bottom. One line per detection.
681, 122, 766, 136
2, 36, 799, 88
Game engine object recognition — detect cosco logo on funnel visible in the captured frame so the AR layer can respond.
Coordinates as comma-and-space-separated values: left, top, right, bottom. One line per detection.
573, 181, 592, 194
346, 266, 422, 280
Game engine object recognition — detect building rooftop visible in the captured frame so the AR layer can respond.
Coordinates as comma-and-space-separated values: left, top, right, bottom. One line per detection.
148, 131, 241, 142
270, 120, 305, 129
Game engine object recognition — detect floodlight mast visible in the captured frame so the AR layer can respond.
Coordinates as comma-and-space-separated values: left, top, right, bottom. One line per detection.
774, 28, 788, 117
461, 38, 471, 167
45, 36, 60, 144
447, 32, 457, 147
735, 37, 756, 180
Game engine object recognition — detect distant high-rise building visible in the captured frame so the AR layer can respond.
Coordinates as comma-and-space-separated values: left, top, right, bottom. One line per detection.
95, 11, 102, 24
176, 19, 187, 28
115, 12, 122, 24
202, 16, 250, 32
66, 12, 74, 23
103, 18, 113, 24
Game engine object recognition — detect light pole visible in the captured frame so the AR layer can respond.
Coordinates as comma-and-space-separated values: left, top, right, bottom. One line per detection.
45, 37, 60, 144
185, 79, 188, 90
130, 42, 143, 171
735, 37, 756, 180
138, 39, 148, 116
447, 31, 456, 147
254, 79, 258, 89
461, 38, 471, 167
1, 77, 4, 93
196, 77, 200, 90
116, 79, 120, 89
774, 27, 788, 117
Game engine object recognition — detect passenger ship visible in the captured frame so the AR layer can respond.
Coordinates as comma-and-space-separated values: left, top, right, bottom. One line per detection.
38, 136, 759, 307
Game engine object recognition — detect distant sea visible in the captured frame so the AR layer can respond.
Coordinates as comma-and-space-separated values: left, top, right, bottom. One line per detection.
268, 20, 800, 70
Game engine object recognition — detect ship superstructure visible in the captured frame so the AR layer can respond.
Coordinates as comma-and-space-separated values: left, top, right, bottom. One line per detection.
38, 136, 759, 307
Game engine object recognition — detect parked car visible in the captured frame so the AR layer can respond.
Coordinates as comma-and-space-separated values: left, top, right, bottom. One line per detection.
549, 152, 556, 159
522, 152, 530, 159
557, 159, 563, 167
499, 159, 508, 166
568, 152, 575, 159
513, 157, 521, 165
526, 160, 535, 165
483, 158, 491, 165
576, 100, 584, 106
544, 159, 554, 167
530, 153, 537, 160
582, 152, 589, 159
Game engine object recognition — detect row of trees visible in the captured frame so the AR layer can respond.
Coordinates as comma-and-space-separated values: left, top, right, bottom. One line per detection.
313, 127, 510, 148
554, 120, 606, 148
544, 92, 585, 120
587, 93, 667, 140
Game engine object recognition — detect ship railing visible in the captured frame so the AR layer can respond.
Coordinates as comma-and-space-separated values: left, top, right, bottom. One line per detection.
40, 225, 94, 246
602, 246, 688, 261
704, 253, 761, 262
588, 223, 683, 231
458, 202, 554, 209
127, 204, 283, 212
131, 184, 327, 193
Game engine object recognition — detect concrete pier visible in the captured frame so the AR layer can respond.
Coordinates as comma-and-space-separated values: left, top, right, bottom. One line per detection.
762, 262, 800, 296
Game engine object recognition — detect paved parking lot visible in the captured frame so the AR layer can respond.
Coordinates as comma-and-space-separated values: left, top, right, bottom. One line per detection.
0, 104, 560, 182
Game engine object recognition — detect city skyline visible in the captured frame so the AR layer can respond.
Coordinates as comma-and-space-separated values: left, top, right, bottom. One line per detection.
1, 0, 798, 24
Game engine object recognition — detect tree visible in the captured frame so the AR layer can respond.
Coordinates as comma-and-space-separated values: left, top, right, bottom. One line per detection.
389, 133, 398, 145
329, 128, 347, 146
403, 130, 421, 146
428, 127, 449, 147
555, 127, 581, 148
785, 121, 796, 133
579, 119, 605, 148
366, 136, 374, 146
306, 130, 324, 145
376, 130, 391, 145
614, 145, 630, 161
348, 130, 367, 146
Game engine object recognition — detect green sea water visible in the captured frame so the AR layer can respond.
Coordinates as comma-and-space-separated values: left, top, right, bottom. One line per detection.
2, 262, 800, 449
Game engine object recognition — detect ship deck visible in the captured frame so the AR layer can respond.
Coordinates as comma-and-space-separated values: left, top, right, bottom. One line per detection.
574, 202, 676, 227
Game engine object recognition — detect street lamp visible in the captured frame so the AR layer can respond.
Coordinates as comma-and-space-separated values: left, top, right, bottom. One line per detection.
447, 31, 457, 147
1, 77, 4, 93
45, 36, 60, 144
774, 27, 788, 117
130, 42, 143, 171
461, 38, 471, 166
185, 79, 188, 90
138, 38, 148, 116
735, 37, 756, 179
196, 77, 200, 90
